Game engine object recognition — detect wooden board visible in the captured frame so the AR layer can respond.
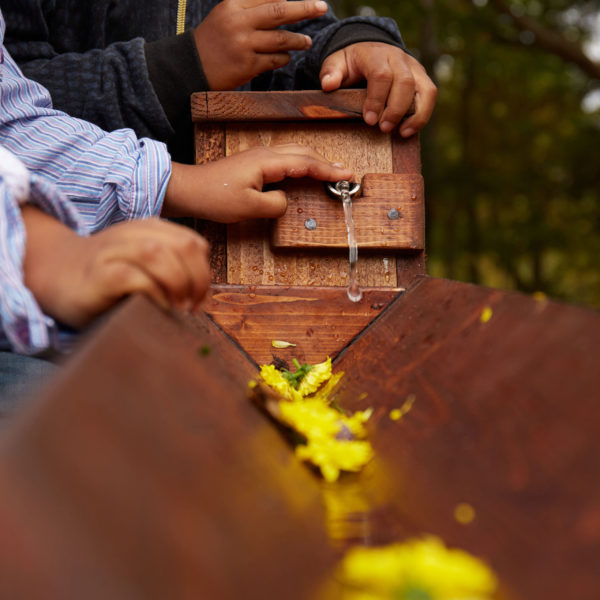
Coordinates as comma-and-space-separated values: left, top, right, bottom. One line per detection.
191, 89, 367, 122
0, 296, 334, 599
225, 121, 400, 288
2, 279, 600, 598
192, 91, 426, 289
272, 173, 425, 250
205, 285, 403, 365
332, 276, 600, 599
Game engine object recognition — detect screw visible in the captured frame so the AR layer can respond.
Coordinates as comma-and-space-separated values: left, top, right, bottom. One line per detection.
387, 208, 400, 220
305, 218, 317, 231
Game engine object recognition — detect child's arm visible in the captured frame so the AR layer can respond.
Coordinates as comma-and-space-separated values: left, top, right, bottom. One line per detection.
21, 207, 211, 329
193, 1, 436, 137
162, 143, 354, 223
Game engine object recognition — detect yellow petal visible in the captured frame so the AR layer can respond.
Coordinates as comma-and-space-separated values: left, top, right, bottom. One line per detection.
271, 340, 296, 348
297, 357, 332, 397
480, 306, 493, 323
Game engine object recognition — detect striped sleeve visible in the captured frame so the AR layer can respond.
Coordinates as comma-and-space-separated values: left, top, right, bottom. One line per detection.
0, 146, 85, 355
0, 16, 171, 234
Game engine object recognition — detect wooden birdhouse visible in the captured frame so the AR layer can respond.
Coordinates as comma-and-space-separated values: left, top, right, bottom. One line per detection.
191, 90, 425, 365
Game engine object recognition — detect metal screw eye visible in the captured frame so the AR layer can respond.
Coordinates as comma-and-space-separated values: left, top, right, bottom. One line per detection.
326, 180, 361, 200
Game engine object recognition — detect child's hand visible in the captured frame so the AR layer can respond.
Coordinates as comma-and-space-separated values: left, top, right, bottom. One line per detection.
21, 207, 211, 328
320, 42, 438, 137
163, 143, 354, 223
194, 0, 329, 90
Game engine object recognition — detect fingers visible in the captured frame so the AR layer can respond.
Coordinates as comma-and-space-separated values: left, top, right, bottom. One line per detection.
323, 43, 437, 136
259, 146, 354, 184
319, 51, 347, 92
99, 220, 210, 313
362, 59, 398, 129
398, 59, 437, 137
251, 30, 311, 53
249, 189, 288, 218
103, 263, 172, 313
376, 61, 415, 134
248, 0, 328, 29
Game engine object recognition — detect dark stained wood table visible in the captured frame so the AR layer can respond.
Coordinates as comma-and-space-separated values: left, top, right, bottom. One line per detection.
0, 276, 599, 599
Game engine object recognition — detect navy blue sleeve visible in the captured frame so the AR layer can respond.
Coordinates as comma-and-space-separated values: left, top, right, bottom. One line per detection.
1, 0, 175, 142
251, 9, 406, 90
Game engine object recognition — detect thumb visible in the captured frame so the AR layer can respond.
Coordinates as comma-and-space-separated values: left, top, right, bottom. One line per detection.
320, 51, 346, 91
251, 189, 288, 219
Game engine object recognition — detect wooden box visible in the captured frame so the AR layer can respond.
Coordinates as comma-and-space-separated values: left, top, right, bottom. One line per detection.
192, 90, 425, 364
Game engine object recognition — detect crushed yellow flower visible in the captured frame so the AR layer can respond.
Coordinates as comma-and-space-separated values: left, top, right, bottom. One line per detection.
314, 371, 344, 403
296, 437, 374, 483
256, 358, 374, 482
297, 357, 332, 396
279, 400, 370, 441
278, 400, 373, 482
480, 306, 493, 323
259, 364, 302, 402
454, 503, 476, 525
339, 536, 498, 600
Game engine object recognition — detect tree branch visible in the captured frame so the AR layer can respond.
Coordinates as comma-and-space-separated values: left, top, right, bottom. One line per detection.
488, 0, 600, 81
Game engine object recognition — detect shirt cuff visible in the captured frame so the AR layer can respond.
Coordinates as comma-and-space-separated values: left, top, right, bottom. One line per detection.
320, 23, 406, 62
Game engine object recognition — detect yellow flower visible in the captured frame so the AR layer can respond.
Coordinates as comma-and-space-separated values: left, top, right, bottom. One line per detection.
296, 438, 374, 483
298, 357, 333, 396
339, 536, 498, 599
278, 400, 371, 441
256, 359, 374, 481
259, 364, 302, 402
279, 399, 344, 439
313, 370, 344, 402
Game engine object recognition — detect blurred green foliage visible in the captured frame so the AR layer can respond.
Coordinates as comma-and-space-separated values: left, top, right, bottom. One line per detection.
331, 0, 600, 307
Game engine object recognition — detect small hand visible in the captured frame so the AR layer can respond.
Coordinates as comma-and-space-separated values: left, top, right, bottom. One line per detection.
320, 42, 437, 137
194, 0, 329, 90
22, 208, 211, 328
163, 144, 354, 223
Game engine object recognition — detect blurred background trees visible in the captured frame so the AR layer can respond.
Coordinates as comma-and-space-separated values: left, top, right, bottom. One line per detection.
331, 0, 600, 307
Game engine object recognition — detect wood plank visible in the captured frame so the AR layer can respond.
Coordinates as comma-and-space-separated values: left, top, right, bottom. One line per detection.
225, 122, 398, 287
391, 132, 425, 284
392, 131, 422, 175
227, 217, 399, 287
332, 277, 600, 599
205, 285, 403, 365
193, 123, 228, 283
192, 90, 366, 122
272, 173, 425, 250
0, 296, 334, 599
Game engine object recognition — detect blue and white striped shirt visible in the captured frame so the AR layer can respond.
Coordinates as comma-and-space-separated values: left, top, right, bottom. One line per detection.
0, 10, 172, 355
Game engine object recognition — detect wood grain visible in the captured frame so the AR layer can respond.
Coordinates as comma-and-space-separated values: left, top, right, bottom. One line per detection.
272, 173, 425, 250
2, 280, 599, 599
224, 121, 399, 287
192, 91, 426, 290
192, 90, 367, 122
333, 277, 600, 600
205, 285, 404, 365
0, 296, 334, 599
193, 123, 227, 282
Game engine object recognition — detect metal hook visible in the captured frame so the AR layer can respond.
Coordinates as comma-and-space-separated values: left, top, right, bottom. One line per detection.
326, 180, 361, 200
